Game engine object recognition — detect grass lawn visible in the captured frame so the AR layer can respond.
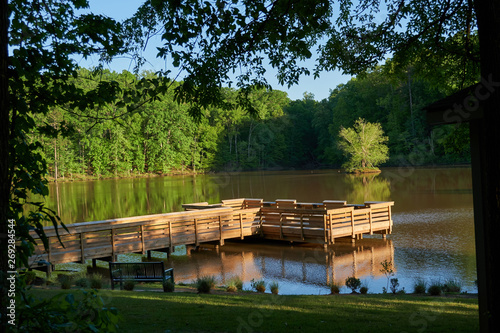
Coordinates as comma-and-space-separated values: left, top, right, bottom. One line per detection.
29, 286, 479, 333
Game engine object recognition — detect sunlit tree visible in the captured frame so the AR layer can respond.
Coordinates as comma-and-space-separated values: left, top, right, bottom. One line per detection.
338, 118, 389, 172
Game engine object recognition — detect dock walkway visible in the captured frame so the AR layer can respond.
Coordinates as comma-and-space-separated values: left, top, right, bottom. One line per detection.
28, 198, 393, 273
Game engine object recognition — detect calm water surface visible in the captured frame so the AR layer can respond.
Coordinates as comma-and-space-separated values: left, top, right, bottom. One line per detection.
46, 167, 477, 294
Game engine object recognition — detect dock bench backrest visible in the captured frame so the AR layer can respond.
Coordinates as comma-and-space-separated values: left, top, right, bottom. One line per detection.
109, 262, 165, 280
109, 262, 174, 290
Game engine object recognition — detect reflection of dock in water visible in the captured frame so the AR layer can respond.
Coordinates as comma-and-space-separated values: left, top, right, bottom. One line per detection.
169, 238, 395, 287
166, 248, 262, 283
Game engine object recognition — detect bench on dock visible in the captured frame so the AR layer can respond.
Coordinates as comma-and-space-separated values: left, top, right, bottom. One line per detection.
109, 262, 174, 290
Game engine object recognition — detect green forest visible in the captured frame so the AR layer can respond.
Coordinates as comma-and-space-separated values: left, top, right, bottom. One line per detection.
34, 62, 471, 181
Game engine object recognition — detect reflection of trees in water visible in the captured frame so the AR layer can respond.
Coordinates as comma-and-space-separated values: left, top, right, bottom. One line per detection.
41, 175, 224, 224
343, 173, 391, 203
170, 239, 394, 288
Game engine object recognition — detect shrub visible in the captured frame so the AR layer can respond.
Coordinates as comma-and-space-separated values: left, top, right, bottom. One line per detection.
380, 260, 395, 293
58, 274, 73, 289
75, 277, 90, 288
329, 282, 340, 294
251, 279, 266, 293
360, 286, 369, 294
345, 277, 361, 293
270, 281, 279, 295
227, 276, 244, 291
443, 279, 462, 293
123, 279, 136, 291
390, 278, 400, 294
89, 273, 103, 289
225, 277, 242, 292
428, 283, 443, 296
226, 284, 238, 292
163, 280, 175, 292
196, 276, 216, 293
413, 278, 427, 294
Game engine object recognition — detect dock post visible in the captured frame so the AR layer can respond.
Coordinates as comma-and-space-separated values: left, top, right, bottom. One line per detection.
219, 215, 224, 246
80, 232, 86, 264
111, 228, 116, 261
140, 225, 146, 254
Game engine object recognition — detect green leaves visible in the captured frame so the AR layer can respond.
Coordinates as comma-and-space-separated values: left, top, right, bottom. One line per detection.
125, 0, 332, 118
15, 289, 122, 332
321, 0, 478, 81
338, 118, 389, 171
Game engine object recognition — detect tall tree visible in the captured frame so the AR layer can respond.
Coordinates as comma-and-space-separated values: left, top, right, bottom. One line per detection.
338, 118, 389, 172
1, 0, 125, 330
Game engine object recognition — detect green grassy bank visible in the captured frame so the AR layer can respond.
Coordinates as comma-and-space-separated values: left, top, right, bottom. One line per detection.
29, 288, 478, 333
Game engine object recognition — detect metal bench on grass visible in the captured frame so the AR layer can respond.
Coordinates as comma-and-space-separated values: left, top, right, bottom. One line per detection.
109, 261, 174, 290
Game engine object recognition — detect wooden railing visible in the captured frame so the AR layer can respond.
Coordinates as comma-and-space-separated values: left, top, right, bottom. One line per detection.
28, 198, 393, 269
29, 207, 260, 267
258, 201, 393, 244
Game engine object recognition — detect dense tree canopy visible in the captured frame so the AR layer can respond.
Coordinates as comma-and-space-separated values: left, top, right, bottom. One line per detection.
28, 64, 471, 183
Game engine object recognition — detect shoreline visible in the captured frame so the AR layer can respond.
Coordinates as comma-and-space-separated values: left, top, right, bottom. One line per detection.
46, 163, 472, 183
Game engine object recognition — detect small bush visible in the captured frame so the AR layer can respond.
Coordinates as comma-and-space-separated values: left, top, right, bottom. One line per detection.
329, 282, 340, 294
123, 279, 136, 291
390, 278, 400, 294
270, 281, 279, 295
251, 279, 266, 293
227, 276, 244, 291
226, 284, 238, 292
428, 283, 443, 296
58, 274, 73, 289
345, 277, 361, 293
443, 279, 462, 293
75, 277, 90, 288
413, 278, 427, 294
89, 273, 103, 289
163, 280, 175, 292
196, 276, 216, 293
360, 286, 369, 294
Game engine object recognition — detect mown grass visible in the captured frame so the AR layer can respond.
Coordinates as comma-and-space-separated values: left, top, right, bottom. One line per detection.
29, 287, 478, 333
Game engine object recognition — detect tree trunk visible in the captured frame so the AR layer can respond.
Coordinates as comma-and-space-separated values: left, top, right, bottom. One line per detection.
54, 138, 58, 181
471, 1, 500, 332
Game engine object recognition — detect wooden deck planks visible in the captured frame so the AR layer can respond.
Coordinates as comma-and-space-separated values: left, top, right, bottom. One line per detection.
27, 199, 393, 267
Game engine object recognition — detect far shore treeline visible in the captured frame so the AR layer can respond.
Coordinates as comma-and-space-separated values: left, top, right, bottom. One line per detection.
36, 65, 471, 180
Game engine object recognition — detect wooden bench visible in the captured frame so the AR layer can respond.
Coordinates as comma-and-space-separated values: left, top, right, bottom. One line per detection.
109, 262, 174, 290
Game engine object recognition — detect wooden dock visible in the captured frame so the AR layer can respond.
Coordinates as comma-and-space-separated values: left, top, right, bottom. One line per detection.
27, 198, 393, 273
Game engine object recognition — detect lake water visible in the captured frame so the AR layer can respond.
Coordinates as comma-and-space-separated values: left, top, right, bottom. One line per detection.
46, 167, 477, 294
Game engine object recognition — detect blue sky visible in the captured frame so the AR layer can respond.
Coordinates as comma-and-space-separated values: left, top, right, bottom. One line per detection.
80, 0, 352, 101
